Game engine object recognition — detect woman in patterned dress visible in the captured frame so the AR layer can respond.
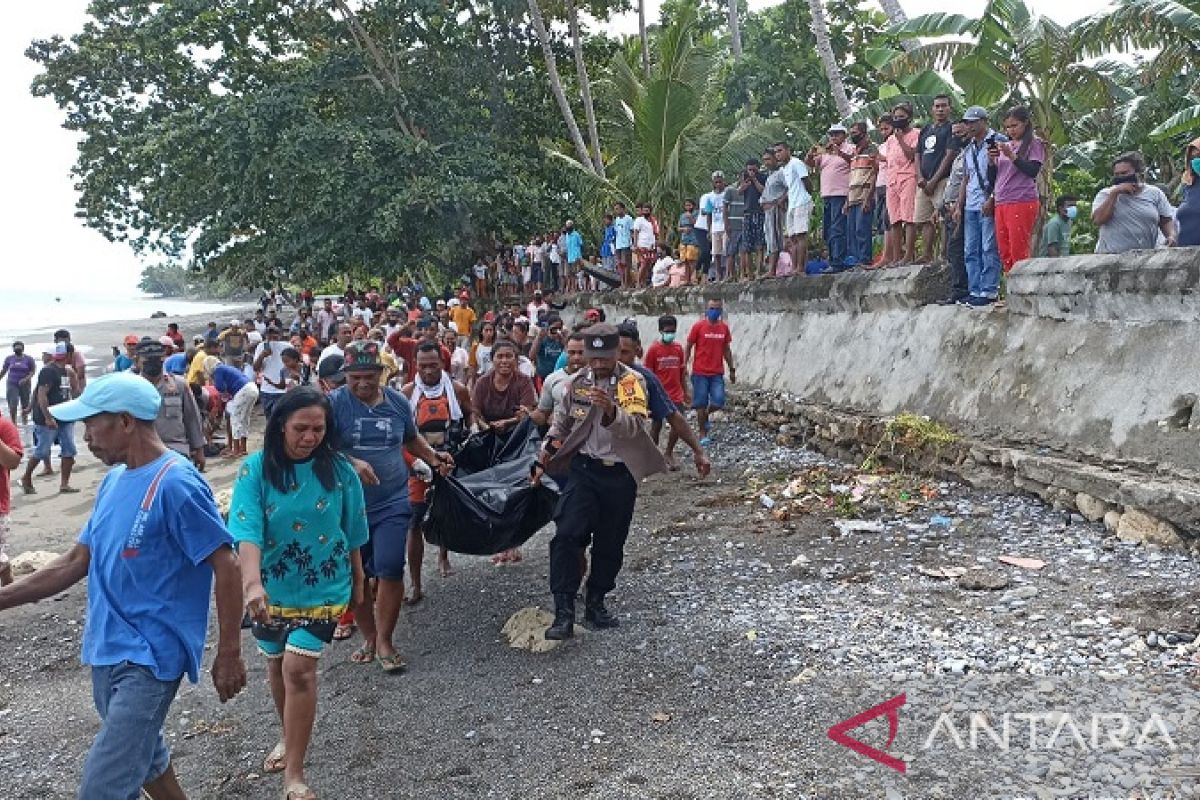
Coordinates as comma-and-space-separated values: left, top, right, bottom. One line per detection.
228, 387, 368, 800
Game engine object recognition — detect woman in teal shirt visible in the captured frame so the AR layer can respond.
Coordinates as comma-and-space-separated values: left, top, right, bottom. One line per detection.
229, 387, 367, 800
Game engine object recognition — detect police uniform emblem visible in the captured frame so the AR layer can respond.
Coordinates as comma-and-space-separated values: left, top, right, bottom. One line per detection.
592, 337, 605, 349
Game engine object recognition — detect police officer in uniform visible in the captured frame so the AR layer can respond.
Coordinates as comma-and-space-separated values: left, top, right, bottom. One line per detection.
135, 337, 206, 470
537, 324, 668, 640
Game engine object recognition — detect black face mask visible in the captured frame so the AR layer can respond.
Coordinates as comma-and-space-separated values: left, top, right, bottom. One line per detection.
1112, 174, 1138, 186
141, 358, 164, 378
850, 133, 865, 144
892, 117, 911, 129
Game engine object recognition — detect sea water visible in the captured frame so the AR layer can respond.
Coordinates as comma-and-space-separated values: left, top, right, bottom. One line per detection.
0, 288, 240, 340
0, 288, 241, 376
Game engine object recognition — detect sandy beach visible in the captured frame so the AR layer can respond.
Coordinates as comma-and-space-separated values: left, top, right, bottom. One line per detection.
4, 301, 258, 380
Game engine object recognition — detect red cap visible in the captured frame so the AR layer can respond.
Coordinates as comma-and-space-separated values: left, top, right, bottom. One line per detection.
123, 334, 140, 345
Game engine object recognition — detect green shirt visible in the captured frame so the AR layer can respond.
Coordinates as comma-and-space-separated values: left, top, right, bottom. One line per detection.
1039, 215, 1072, 257
229, 452, 368, 615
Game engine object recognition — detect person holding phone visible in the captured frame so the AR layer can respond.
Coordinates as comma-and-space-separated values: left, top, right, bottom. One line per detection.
955, 106, 1005, 307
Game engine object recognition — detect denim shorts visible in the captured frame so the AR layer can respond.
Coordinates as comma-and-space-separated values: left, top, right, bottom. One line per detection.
81, 661, 182, 800
691, 374, 726, 410
32, 421, 76, 460
361, 505, 411, 580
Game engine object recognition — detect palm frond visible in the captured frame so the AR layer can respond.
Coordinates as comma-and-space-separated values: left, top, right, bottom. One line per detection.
1150, 102, 1200, 139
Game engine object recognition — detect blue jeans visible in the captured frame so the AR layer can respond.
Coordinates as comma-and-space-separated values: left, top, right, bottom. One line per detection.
823, 195, 848, 267
691, 374, 726, 410
964, 209, 1001, 299
81, 662, 182, 800
846, 202, 873, 266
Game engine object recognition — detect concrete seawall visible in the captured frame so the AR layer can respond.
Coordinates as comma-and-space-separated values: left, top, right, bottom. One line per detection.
581, 249, 1200, 542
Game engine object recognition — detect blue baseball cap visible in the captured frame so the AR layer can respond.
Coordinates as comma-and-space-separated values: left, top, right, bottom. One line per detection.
50, 372, 162, 423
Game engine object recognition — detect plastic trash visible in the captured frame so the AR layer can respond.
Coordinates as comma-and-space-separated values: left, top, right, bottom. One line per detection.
421, 419, 561, 555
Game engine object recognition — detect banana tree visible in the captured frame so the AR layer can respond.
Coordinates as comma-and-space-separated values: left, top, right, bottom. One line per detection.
1075, 0, 1200, 139
549, 4, 779, 227
874, 0, 1128, 143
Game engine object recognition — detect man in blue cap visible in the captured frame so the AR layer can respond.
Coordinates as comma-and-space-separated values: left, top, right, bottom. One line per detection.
0, 372, 247, 800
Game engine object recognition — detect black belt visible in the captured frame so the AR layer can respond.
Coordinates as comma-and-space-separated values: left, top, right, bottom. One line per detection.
576, 454, 623, 469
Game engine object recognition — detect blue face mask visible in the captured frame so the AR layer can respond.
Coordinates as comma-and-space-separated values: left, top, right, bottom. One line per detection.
661, 332, 676, 343
706, 309, 722, 323
1192, 157, 1200, 176
1065, 205, 1078, 220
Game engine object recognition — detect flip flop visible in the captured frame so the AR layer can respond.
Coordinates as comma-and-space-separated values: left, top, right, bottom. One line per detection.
332, 622, 356, 641
20, 482, 35, 495
59, 486, 80, 494
349, 644, 376, 664
263, 742, 286, 773
377, 652, 408, 674
283, 783, 317, 800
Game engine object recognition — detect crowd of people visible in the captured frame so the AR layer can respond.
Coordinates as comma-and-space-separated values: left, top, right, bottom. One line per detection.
475, 101, 1200, 308
0, 283, 743, 799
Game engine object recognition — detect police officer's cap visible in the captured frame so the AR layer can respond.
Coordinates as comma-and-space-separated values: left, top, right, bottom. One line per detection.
582, 323, 620, 359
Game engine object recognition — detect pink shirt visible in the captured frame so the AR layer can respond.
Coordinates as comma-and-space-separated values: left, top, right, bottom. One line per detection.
875, 140, 890, 188
885, 129, 920, 184
816, 145, 855, 198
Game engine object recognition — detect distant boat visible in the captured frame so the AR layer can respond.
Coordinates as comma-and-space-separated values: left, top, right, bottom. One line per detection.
55, 297, 61, 302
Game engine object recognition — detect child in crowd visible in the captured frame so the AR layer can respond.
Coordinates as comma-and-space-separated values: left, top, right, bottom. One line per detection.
650, 245, 674, 288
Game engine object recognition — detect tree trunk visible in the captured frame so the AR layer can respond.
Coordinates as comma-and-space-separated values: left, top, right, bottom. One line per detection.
527, 0, 594, 171
807, 0, 852, 119
728, 0, 743, 60
876, 0, 918, 51
639, 0, 650, 78
568, 0, 605, 177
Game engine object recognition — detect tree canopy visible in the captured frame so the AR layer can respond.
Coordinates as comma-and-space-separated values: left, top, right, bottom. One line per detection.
27, 0, 1200, 289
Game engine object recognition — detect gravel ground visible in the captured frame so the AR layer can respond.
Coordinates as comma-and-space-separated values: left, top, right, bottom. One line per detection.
3, 413, 1200, 799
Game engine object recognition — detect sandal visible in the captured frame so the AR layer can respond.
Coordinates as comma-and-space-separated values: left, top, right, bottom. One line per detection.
332, 622, 356, 641
349, 643, 376, 664
59, 486, 80, 494
263, 742, 286, 774
377, 652, 408, 674
283, 783, 317, 800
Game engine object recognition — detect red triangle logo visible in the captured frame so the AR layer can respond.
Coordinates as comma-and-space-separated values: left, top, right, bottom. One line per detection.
827, 693, 907, 774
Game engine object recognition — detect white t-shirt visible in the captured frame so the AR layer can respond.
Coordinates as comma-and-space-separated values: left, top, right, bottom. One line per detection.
352, 306, 374, 327
651, 257, 674, 287
632, 216, 656, 249
527, 301, 548, 321
779, 158, 812, 208
448, 346, 469, 383
518, 356, 536, 378
473, 263, 488, 279
700, 190, 726, 233
255, 341, 287, 395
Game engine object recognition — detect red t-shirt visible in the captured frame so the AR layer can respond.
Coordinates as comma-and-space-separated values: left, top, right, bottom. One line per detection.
387, 334, 419, 375
643, 340, 687, 403
686, 319, 732, 377
0, 417, 23, 514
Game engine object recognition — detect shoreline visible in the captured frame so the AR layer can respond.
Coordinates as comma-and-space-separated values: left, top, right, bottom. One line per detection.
6, 302, 260, 378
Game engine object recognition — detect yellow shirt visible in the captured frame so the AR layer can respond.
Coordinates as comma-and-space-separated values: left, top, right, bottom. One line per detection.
378, 350, 400, 385
186, 351, 210, 385
449, 306, 477, 336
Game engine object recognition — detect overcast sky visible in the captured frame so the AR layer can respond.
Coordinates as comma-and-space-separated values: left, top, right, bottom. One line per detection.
2, 0, 1099, 294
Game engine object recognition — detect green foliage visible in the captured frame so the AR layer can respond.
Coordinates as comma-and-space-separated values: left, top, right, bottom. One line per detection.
29, 0, 577, 287
552, 5, 780, 232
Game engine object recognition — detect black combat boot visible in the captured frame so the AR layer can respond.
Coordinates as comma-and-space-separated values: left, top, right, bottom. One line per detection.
584, 592, 619, 629
544, 593, 576, 640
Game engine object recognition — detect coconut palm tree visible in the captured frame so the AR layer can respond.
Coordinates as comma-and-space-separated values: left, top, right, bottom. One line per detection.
527, 0, 594, 170
549, 4, 779, 222
808, 0, 852, 119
